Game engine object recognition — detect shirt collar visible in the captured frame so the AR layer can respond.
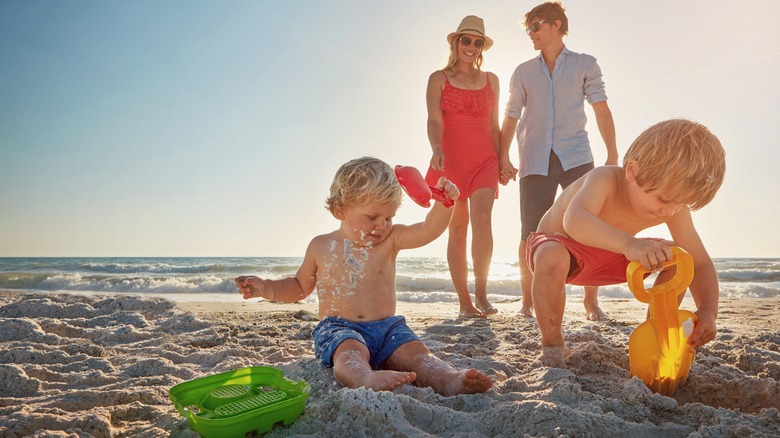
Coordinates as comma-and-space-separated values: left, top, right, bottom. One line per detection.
535, 46, 571, 62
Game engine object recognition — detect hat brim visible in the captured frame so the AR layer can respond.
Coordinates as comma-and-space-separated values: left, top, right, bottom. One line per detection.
447, 31, 493, 51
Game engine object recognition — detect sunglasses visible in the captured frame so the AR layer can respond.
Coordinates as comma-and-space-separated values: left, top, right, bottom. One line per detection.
525, 19, 549, 35
458, 36, 485, 49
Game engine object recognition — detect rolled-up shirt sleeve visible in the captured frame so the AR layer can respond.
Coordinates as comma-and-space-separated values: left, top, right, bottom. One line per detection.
584, 57, 607, 105
505, 67, 526, 120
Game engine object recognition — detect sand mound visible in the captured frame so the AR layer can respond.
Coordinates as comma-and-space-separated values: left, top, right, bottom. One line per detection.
0, 293, 778, 437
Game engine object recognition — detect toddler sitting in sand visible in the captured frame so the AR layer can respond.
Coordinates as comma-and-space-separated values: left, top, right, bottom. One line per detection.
526, 119, 726, 367
235, 157, 492, 395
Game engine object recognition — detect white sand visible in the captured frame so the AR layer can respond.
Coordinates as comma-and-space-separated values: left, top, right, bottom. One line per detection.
0, 291, 778, 437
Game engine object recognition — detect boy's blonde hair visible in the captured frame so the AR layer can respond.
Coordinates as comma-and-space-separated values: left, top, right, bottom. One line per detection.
624, 119, 726, 210
325, 157, 403, 213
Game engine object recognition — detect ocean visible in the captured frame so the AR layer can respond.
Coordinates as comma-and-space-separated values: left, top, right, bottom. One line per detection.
1, 257, 778, 303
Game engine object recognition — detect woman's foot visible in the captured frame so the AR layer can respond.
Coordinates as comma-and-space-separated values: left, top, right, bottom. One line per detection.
476, 303, 498, 315
459, 305, 485, 318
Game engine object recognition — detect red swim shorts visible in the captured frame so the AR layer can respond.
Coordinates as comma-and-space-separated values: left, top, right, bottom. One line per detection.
526, 232, 634, 286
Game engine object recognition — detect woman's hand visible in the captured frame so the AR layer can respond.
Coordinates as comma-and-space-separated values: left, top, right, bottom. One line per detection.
499, 157, 518, 185
430, 150, 445, 171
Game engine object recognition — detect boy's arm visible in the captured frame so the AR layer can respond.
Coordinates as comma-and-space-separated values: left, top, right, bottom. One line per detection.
393, 178, 459, 251
235, 240, 318, 302
667, 211, 719, 349
562, 169, 672, 270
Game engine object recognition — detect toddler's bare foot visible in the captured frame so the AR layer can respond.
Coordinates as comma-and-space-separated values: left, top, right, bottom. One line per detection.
538, 345, 571, 368
459, 306, 486, 318
518, 302, 534, 318
362, 370, 416, 392
442, 368, 492, 396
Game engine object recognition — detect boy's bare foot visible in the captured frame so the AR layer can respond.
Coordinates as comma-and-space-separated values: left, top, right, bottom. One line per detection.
459, 306, 486, 318
518, 302, 534, 318
476, 301, 498, 315
442, 368, 493, 396
362, 370, 417, 392
538, 345, 571, 368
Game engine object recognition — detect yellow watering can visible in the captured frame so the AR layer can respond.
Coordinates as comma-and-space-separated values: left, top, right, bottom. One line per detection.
627, 247, 696, 396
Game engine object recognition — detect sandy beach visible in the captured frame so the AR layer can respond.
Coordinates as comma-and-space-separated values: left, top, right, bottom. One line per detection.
0, 291, 778, 437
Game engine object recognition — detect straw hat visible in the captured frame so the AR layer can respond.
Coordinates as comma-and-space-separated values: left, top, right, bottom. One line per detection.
447, 15, 493, 51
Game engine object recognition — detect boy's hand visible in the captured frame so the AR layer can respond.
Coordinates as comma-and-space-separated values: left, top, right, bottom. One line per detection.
626, 239, 673, 271
435, 177, 459, 202
234, 275, 269, 300
689, 310, 717, 351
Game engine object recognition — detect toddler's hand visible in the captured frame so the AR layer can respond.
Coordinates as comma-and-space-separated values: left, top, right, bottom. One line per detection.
234, 275, 266, 300
436, 177, 460, 202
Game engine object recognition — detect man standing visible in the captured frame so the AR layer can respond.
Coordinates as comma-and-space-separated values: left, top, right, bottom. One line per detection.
499, 2, 617, 320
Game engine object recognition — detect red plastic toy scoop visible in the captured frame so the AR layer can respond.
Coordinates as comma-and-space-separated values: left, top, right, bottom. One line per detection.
394, 165, 454, 208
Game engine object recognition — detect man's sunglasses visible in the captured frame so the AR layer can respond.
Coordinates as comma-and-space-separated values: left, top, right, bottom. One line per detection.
459, 36, 485, 49
525, 20, 549, 35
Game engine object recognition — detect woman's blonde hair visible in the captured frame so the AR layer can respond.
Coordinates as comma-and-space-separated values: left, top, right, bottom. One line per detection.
446, 35, 484, 71
325, 157, 402, 213
624, 119, 726, 210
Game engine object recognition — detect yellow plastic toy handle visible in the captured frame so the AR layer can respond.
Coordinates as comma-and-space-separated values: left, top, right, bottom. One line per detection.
626, 246, 694, 303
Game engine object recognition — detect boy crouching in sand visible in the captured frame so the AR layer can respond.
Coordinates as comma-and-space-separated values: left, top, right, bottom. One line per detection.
235, 157, 492, 395
527, 119, 726, 367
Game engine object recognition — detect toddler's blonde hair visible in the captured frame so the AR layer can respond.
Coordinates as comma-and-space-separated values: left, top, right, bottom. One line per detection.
325, 157, 403, 213
624, 119, 726, 210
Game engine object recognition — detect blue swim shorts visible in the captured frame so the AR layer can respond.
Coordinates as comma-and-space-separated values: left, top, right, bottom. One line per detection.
311, 315, 420, 369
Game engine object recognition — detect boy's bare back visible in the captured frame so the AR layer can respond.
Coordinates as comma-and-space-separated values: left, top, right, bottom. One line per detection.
539, 166, 678, 238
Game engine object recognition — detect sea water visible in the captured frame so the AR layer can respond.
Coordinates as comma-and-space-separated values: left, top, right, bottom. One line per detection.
0, 257, 778, 303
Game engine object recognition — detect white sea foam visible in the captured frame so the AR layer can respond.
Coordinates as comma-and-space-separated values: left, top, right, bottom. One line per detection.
0, 256, 777, 301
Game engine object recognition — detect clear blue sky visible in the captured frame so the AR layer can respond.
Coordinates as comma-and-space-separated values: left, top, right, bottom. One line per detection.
1, 0, 778, 258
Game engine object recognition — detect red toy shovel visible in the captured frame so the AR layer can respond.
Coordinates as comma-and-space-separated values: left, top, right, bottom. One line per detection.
394, 165, 454, 208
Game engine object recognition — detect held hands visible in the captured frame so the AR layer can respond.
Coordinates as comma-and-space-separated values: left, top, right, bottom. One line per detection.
435, 177, 459, 203
234, 275, 270, 300
499, 157, 518, 185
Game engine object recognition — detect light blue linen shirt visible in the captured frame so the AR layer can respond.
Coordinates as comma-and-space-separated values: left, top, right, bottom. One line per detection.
505, 47, 608, 177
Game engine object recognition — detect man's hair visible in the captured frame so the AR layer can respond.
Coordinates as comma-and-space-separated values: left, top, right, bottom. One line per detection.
325, 157, 403, 213
623, 119, 726, 210
526, 2, 569, 36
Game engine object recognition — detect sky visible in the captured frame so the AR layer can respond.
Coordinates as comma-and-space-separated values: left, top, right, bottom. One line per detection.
1, 0, 779, 259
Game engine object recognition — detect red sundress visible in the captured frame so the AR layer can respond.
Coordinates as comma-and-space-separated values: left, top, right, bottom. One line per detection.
425, 71, 499, 200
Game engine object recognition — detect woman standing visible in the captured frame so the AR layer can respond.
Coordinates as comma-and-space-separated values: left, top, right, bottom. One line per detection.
425, 15, 501, 318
